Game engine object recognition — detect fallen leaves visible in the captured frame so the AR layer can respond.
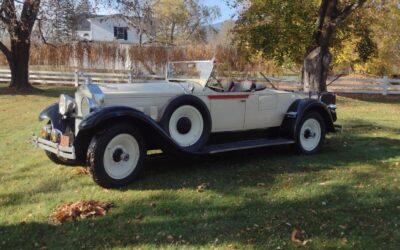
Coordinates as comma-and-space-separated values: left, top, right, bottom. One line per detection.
52, 200, 113, 223
75, 167, 90, 176
291, 228, 311, 246
257, 183, 266, 188
291, 228, 303, 245
196, 183, 210, 192
135, 213, 144, 220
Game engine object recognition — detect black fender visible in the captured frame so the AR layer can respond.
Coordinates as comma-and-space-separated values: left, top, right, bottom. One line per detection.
38, 103, 66, 131
76, 106, 202, 157
281, 99, 335, 140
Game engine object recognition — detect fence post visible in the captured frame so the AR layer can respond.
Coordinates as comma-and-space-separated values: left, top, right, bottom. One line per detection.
74, 70, 79, 87
382, 76, 389, 96
128, 71, 133, 84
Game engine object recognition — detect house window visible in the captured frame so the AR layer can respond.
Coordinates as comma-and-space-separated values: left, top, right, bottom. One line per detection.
114, 27, 128, 40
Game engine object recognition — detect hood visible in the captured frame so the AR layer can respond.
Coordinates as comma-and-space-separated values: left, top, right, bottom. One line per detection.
97, 80, 192, 97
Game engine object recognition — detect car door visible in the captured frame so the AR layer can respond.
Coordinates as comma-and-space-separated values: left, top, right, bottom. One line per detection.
208, 93, 248, 132
244, 90, 278, 130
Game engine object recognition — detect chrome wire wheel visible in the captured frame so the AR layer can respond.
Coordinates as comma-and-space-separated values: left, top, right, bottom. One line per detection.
168, 105, 204, 147
103, 133, 140, 180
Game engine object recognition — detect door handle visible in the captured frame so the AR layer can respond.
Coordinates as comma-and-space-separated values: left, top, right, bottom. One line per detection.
240, 100, 246, 103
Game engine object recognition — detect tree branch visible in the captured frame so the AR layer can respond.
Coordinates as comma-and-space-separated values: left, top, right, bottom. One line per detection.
21, 0, 41, 34
335, 0, 367, 24
36, 18, 56, 48
0, 41, 11, 61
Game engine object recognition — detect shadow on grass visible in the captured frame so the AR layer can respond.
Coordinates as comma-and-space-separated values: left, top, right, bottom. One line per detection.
337, 94, 400, 103
1, 134, 399, 248
124, 135, 400, 192
342, 118, 400, 134
0, 84, 75, 98
0, 185, 398, 249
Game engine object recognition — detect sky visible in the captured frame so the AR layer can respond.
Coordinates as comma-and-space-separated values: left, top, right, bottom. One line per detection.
201, 0, 236, 22
97, 0, 236, 23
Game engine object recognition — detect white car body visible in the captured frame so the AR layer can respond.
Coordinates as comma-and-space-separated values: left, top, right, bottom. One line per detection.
74, 60, 306, 135
34, 60, 338, 188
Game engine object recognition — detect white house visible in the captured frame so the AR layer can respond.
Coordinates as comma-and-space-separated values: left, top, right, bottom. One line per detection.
77, 15, 152, 44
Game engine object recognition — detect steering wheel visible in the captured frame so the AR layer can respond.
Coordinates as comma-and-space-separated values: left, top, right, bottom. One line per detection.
209, 75, 224, 91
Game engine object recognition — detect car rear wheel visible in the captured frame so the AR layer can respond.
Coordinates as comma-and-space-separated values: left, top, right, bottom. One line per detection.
87, 123, 146, 188
162, 104, 210, 152
295, 112, 326, 154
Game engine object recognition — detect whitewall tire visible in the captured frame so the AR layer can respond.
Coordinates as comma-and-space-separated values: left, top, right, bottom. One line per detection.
162, 100, 211, 152
295, 112, 325, 154
168, 105, 204, 148
88, 123, 146, 188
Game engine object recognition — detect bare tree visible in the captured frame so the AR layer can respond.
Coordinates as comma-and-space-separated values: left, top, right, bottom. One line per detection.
0, 0, 41, 90
113, 0, 155, 46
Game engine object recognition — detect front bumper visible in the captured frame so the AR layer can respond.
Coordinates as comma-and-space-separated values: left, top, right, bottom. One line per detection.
32, 134, 76, 160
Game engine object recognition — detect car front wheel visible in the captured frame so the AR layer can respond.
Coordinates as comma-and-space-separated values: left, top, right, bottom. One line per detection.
295, 112, 326, 155
87, 123, 146, 188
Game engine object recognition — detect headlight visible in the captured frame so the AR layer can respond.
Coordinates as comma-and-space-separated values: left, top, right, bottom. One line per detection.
59, 95, 76, 116
81, 97, 97, 116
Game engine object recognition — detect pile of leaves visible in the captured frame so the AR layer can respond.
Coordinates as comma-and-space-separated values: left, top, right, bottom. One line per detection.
52, 200, 113, 223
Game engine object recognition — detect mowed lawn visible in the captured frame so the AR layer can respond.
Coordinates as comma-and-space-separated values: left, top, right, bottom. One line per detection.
0, 84, 399, 250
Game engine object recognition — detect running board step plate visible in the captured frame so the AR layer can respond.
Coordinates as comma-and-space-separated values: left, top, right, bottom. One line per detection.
202, 138, 295, 154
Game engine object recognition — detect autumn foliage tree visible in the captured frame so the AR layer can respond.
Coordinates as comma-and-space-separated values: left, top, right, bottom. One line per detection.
233, 0, 370, 92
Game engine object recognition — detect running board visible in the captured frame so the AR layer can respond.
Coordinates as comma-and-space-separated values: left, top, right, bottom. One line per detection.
202, 138, 295, 154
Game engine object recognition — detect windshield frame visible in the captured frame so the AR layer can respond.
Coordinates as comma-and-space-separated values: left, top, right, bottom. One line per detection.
166, 60, 215, 87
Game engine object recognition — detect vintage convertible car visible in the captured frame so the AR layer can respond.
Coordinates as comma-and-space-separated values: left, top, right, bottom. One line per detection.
33, 60, 338, 188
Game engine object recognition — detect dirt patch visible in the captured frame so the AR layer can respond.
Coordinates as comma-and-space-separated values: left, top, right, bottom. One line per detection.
0, 85, 44, 95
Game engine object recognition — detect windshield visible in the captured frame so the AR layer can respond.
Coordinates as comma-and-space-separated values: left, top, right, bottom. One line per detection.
167, 61, 214, 86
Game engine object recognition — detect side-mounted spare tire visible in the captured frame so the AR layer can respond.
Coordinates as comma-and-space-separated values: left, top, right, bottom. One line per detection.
161, 95, 211, 152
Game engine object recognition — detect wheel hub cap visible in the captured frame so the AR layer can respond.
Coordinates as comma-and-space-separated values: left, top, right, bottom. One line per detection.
103, 133, 140, 180
176, 117, 192, 134
300, 118, 322, 151
304, 129, 316, 139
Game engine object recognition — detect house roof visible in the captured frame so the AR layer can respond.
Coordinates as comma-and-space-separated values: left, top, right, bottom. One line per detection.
76, 14, 155, 35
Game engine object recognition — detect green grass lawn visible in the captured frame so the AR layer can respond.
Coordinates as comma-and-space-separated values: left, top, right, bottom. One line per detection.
0, 84, 399, 249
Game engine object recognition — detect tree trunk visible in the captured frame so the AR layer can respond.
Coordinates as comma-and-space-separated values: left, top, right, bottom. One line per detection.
8, 40, 31, 90
302, 47, 332, 93
170, 22, 176, 45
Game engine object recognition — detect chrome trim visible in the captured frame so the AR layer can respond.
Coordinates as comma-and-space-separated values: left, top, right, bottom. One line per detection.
59, 94, 76, 116
286, 111, 297, 118
87, 84, 105, 105
328, 104, 337, 110
32, 134, 76, 160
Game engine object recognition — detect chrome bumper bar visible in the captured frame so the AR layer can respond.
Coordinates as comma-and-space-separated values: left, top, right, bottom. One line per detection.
32, 135, 76, 160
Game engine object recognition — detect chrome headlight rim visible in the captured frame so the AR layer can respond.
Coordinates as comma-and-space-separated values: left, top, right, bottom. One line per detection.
59, 94, 76, 116
81, 97, 97, 117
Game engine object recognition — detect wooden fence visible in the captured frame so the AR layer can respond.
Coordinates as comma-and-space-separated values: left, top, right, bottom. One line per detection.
0, 68, 399, 95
